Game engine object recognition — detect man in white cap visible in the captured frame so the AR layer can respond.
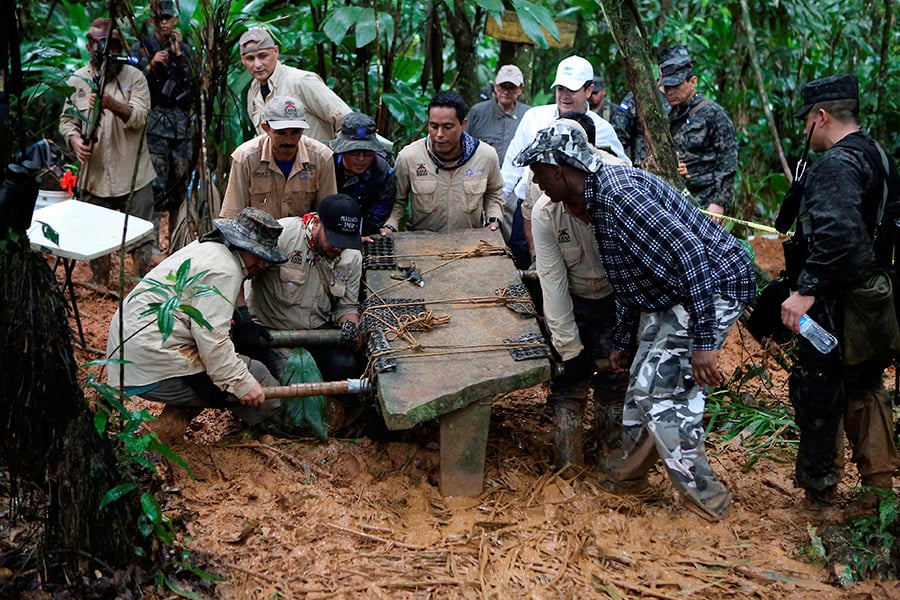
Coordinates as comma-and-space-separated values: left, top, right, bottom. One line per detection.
499, 55, 629, 267
239, 28, 351, 142
466, 64, 531, 166
220, 95, 337, 220
105, 207, 288, 441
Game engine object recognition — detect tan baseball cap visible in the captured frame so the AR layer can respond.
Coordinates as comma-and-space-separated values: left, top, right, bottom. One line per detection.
263, 96, 310, 130
495, 65, 524, 86
239, 28, 276, 55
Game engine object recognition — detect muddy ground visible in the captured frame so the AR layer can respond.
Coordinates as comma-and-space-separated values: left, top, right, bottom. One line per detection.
22, 236, 900, 597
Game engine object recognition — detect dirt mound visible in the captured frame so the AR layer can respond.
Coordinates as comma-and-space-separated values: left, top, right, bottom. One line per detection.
32, 236, 900, 597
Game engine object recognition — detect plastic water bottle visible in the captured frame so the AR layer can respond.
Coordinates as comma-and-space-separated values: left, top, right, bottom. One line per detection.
798, 314, 838, 354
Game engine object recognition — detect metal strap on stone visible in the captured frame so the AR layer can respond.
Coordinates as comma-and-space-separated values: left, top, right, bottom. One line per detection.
503, 332, 552, 361
362, 236, 397, 270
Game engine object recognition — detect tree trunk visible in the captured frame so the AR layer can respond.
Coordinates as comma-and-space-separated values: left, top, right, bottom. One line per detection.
443, 0, 482, 106
597, 0, 683, 188
0, 240, 143, 567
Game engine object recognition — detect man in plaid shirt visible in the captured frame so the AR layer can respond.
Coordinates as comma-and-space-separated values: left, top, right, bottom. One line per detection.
515, 121, 755, 520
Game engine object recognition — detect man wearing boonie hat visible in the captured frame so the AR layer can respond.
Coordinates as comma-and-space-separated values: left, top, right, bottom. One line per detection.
467, 65, 531, 169
221, 95, 337, 220
240, 194, 364, 383
657, 45, 737, 218
238, 28, 351, 142
779, 73, 900, 506
59, 16, 156, 286
327, 112, 397, 236
515, 120, 754, 521
106, 207, 288, 441
499, 55, 629, 268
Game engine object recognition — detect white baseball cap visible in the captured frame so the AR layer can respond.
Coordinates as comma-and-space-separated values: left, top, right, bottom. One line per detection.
550, 56, 594, 91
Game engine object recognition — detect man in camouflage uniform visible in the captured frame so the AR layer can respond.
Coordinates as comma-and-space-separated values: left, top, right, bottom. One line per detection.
588, 74, 616, 122
781, 74, 900, 505
515, 122, 755, 520
658, 46, 738, 217
133, 0, 195, 251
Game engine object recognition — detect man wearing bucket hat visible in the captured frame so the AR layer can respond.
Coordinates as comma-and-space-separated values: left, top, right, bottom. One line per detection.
500, 55, 629, 268
515, 121, 754, 520
327, 112, 396, 237
779, 74, 900, 506
105, 207, 288, 441
221, 95, 337, 220
657, 45, 737, 217
241, 194, 364, 382
239, 28, 351, 142
466, 65, 531, 167
59, 17, 156, 286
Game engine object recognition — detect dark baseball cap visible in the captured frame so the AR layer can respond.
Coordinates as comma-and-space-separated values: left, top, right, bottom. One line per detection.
793, 74, 859, 119
152, 0, 177, 18
318, 194, 363, 251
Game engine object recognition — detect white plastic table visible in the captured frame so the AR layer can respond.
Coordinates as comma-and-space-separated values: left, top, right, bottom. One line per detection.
27, 199, 155, 346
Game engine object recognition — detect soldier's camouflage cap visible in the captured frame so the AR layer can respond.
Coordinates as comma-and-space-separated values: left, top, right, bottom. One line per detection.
658, 45, 693, 87
513, 119, 605, 173
794, 74, 859, 118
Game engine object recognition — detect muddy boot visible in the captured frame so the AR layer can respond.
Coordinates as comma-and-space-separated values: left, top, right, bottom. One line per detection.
90, 254, 111, 287
150, 405, 195, 444
594, 400, 623, 453
553, 404, 583, 478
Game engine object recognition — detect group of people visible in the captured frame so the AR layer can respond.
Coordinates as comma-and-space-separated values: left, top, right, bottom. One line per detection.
58, 6, 899, 520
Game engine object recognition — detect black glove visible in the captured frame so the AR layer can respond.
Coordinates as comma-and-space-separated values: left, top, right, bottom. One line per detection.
231, 307, 272, 352
340, 320, 359, 345
562, 350, 594, 380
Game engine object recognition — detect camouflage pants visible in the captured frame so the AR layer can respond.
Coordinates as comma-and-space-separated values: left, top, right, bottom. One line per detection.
612, 295, 745, 513
148, 133, 193, 212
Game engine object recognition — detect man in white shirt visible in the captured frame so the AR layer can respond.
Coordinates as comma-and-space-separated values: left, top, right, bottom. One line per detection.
499, 55, 629, 267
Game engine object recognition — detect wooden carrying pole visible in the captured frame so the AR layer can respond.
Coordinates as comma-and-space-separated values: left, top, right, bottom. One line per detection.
262, 378, 370, 399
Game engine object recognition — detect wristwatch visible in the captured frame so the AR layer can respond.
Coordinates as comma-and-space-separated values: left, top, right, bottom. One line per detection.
487, 217, 500, 225
383, 223, 397, 232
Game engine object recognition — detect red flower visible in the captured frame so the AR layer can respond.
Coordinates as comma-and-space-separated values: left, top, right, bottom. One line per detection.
60, 171, 77, 195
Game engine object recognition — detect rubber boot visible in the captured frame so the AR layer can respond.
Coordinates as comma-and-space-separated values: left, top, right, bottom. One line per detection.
594, 399, 624, 453
553, 404, 583, 478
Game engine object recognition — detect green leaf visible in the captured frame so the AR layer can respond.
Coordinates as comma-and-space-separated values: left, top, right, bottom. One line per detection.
94, 410, 108, 436
140, 492, 162, 524
99, 482, 138, 510
163, 575, 208, 600
322, 6, 363, 45
35, 221, 60, 245
157, 295, 182, 343
355, 10, 377, 48
180, 304, 213, 330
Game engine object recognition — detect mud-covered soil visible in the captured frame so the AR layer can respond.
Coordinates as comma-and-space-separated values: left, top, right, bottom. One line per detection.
11, 236, 900, 598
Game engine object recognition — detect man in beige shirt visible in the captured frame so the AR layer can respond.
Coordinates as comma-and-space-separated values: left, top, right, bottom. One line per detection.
387, 91, 503, 233
529, 118, 628, 475
59, 18, 156, 284
245, 194, 363, 382
239, 28, 351, 142
106, 207, 288, 441
220, 95, 337, 220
